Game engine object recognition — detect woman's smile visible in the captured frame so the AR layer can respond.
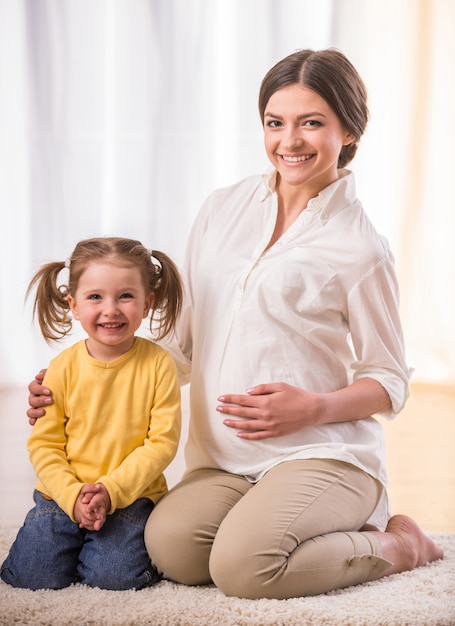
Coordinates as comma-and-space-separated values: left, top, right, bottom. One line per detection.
264, 84, 354, 196
279, 153, 315, 164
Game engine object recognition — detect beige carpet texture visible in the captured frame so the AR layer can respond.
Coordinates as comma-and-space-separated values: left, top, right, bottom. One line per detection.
0, 527, 454, 626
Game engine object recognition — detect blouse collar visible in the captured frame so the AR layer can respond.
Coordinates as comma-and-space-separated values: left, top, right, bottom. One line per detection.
260, 168, 357, 223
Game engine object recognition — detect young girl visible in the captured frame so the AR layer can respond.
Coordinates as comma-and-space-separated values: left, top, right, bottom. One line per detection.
2, 237, 182, 590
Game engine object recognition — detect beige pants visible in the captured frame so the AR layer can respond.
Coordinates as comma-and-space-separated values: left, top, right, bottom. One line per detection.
145, 459, 392, 599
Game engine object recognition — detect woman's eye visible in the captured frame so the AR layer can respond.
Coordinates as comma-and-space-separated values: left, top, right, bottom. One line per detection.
304, 120, 321, 127
266, 120, 282, 128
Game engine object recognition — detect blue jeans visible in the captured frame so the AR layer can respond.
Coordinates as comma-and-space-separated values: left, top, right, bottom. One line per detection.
1, 490, 160, 590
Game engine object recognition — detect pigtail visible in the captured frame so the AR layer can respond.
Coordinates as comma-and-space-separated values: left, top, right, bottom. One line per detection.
148, 250, 183, 340
25, 238, 182, 345
26, 261, 72, 343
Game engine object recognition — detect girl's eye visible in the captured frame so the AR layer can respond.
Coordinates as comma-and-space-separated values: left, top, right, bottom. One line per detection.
88, 294, 101, 300
120, 293, 133, 299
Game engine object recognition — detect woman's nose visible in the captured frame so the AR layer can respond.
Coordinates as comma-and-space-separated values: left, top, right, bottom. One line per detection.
282, 127, 303, 148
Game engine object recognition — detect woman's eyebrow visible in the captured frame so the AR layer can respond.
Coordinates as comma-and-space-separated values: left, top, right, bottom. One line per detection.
264, 111, 327, 120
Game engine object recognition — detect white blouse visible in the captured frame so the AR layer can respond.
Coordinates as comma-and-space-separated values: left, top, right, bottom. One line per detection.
166, 169, 411, 528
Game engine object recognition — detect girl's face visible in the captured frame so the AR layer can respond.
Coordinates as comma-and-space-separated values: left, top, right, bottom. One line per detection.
67, 261, 152, 361
263, 84, 354, 198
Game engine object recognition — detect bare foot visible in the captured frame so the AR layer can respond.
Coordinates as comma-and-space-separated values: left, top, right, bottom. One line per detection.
359, 522, 380, 532
374, 514, 444, 575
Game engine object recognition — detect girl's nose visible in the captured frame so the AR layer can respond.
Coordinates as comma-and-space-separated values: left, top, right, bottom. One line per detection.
103, 300, 120, 316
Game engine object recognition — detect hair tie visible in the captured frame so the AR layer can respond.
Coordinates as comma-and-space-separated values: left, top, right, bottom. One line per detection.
149, 250, 162, 276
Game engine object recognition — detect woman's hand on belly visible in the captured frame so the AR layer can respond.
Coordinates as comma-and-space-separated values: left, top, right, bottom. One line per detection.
216, 378, 391, 440
216, 382, 323, 440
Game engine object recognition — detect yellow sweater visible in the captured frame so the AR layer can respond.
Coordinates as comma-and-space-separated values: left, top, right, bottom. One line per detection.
27, 337, 181, 521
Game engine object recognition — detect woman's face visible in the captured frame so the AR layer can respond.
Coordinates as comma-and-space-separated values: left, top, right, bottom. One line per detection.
263, 84, 354, 197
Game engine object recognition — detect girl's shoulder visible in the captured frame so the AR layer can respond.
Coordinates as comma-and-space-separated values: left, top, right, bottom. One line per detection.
47, 339, 86, 365
134, 336, 175, 361
42, 340, 87, 389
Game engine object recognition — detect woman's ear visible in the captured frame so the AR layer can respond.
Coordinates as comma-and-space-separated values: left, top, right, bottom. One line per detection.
342, 132, 356, 146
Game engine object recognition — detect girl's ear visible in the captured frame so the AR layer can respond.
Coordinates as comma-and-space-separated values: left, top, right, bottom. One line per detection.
67, 294, 80, 320
143, 293, 154, 319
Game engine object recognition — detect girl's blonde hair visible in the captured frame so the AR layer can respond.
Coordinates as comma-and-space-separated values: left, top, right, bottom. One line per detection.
27, 237, 183, 343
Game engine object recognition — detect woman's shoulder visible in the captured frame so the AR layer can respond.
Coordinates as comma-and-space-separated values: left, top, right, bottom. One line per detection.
206, 172, 268, 204
194, 173, 270, 231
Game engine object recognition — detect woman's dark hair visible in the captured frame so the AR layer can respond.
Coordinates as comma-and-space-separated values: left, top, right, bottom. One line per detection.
258, 48, 369, 168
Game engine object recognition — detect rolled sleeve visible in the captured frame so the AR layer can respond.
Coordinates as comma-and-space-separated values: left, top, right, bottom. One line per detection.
348, 254, 412, 418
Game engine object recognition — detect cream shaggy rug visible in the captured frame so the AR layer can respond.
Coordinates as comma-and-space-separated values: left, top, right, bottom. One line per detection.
0, 527, 453, 626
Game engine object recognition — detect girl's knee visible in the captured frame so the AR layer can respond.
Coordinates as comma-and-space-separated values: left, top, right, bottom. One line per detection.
0, 515, 81, 590
1, 559, 77, 590
80, 564, 159, 590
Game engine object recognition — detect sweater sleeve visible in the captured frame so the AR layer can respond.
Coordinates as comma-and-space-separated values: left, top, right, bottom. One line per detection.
27, 359, 85, 520
98, 350, 181, 512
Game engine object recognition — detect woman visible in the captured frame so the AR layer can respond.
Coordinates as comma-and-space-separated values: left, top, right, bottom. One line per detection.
28, 48, 443, 599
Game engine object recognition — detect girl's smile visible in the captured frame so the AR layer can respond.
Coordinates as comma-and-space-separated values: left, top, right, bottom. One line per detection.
67, 261, 152, 361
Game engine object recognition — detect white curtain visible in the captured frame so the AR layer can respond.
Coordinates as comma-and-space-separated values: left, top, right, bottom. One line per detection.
1, 0, 453, 386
